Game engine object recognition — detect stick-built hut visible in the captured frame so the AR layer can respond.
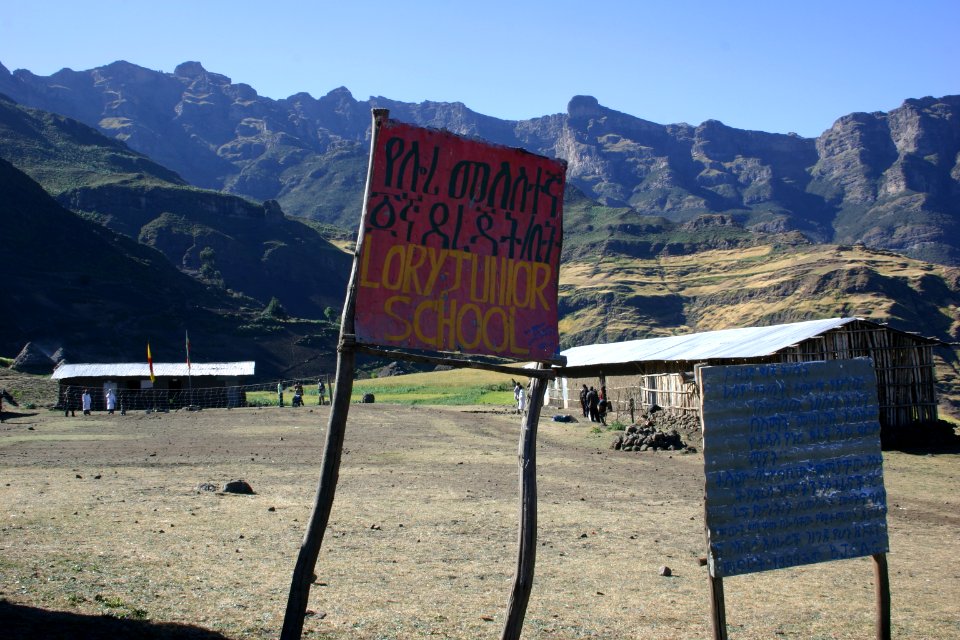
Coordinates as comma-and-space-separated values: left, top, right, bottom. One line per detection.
52, 361, 255, 410
552, 317, 941, 433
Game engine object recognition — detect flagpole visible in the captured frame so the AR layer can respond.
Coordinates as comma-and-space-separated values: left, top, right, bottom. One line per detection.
147, 341, 156, 412
186, 330, 193, 407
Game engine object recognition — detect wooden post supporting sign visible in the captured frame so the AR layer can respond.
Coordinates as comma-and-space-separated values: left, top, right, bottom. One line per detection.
280, 108, 566, 640
873, 553, 891, 640
279, 109, 388, 640
501, 370, 547, 640
697, 360, 892, 640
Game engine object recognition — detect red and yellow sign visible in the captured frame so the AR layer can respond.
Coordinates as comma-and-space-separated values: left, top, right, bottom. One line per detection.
354, 120, 566, 361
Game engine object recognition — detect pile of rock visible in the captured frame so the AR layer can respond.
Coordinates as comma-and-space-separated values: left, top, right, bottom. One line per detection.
611, 408, 700, 453
11, 342, 56, 374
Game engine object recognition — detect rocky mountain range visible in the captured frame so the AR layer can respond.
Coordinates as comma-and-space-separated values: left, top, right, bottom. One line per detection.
1, 58, 958, 413
2, 59, 958, 265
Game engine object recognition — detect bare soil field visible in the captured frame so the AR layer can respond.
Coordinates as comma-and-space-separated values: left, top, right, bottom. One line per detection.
1, 399, 959, 639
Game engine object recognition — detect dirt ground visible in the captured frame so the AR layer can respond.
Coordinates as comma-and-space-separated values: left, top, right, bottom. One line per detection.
1, 393, 959, 639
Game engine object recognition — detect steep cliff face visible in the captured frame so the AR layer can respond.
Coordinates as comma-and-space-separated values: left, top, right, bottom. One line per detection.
2, 60, 959, 265
809, 96, 960, 264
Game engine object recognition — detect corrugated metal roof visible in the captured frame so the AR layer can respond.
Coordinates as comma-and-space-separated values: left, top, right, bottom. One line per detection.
52, 362, 256, 380
560, 317, 862, 369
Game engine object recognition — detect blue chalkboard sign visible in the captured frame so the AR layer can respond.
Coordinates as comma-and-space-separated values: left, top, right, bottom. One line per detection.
699, 359, 889, 578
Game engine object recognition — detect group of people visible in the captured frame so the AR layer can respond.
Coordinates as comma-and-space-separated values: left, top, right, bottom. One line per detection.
277, 379, 328, 407
511, 380, 612, 424
579, 384, 609, 425
62, 387, 118, 416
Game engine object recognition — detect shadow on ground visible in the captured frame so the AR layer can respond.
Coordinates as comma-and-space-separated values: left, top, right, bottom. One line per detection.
0, 600, 232, 640
882, 419, 960, 454
0, 410, 40, 422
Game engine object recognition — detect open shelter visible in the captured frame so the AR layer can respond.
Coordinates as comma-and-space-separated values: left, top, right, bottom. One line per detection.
551, 317, 941, 433
52, 361, 255, 411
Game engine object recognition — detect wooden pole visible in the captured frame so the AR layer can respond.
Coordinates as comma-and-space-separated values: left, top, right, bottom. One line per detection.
708, 573, 728, 640
500, 372, 547, 640
279, 345, 355, 640
873, 553, 891, 640
697, 363, 728, 640
280, 108, 389, 640
355, 342, 559, 379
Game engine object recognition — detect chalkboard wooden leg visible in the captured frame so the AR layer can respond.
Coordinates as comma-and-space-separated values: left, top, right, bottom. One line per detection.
709, 574, 728, 640
873, 553, 891, 640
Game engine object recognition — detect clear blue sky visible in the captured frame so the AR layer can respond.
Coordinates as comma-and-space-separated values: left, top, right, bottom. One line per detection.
2, 0, 957, 138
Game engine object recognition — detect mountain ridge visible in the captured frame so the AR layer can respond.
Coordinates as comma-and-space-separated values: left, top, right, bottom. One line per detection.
1, 60, 959, 414
2, 59, 958, 265
0, 96, 352, 322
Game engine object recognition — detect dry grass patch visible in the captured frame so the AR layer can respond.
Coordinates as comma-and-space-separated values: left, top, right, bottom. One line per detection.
1, 404, 958, 639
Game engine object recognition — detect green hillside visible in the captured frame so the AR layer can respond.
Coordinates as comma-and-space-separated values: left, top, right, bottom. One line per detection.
0, 157, 342, 379
0, 95, 352, 322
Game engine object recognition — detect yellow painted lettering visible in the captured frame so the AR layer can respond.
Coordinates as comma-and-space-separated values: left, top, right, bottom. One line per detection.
481, 306, 509, 353
402, 244, 429, 295
359, 238, 379, 289
456, 303, 482, 350
383, 296, 412, 341
533, 263, 552, 310
509, 260, 532, 309
413, 300, 439, 347
422, 246, 448, 296
507, 306, 529, 355
382, 245, 405, 290
437, 298, 457, 350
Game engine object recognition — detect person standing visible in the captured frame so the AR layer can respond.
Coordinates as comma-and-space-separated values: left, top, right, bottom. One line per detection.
317, 379, 326, 405
292, 381, 304, 407
515, 382, 526, 415
63, 386, 77, 417
587, 386, 600, 423
81, 389, 92, 416
579, 384, 589, 418
597, 385, 608, 425
105, 388, 117, 415
277, 381, 284, 407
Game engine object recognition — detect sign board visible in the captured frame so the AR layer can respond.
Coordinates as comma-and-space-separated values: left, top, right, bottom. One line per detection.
699, 359, 889, 578
354, 120, 566, 361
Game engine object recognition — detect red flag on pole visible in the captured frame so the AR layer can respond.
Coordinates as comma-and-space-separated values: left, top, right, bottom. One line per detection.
147, 342, 155, 383
185, 331, 191, 373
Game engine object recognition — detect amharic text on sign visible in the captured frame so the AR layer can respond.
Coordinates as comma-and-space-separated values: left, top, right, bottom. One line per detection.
355, 120, 566, 361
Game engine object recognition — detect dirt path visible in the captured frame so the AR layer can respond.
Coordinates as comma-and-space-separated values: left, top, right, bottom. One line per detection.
1, 404, 958, 639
